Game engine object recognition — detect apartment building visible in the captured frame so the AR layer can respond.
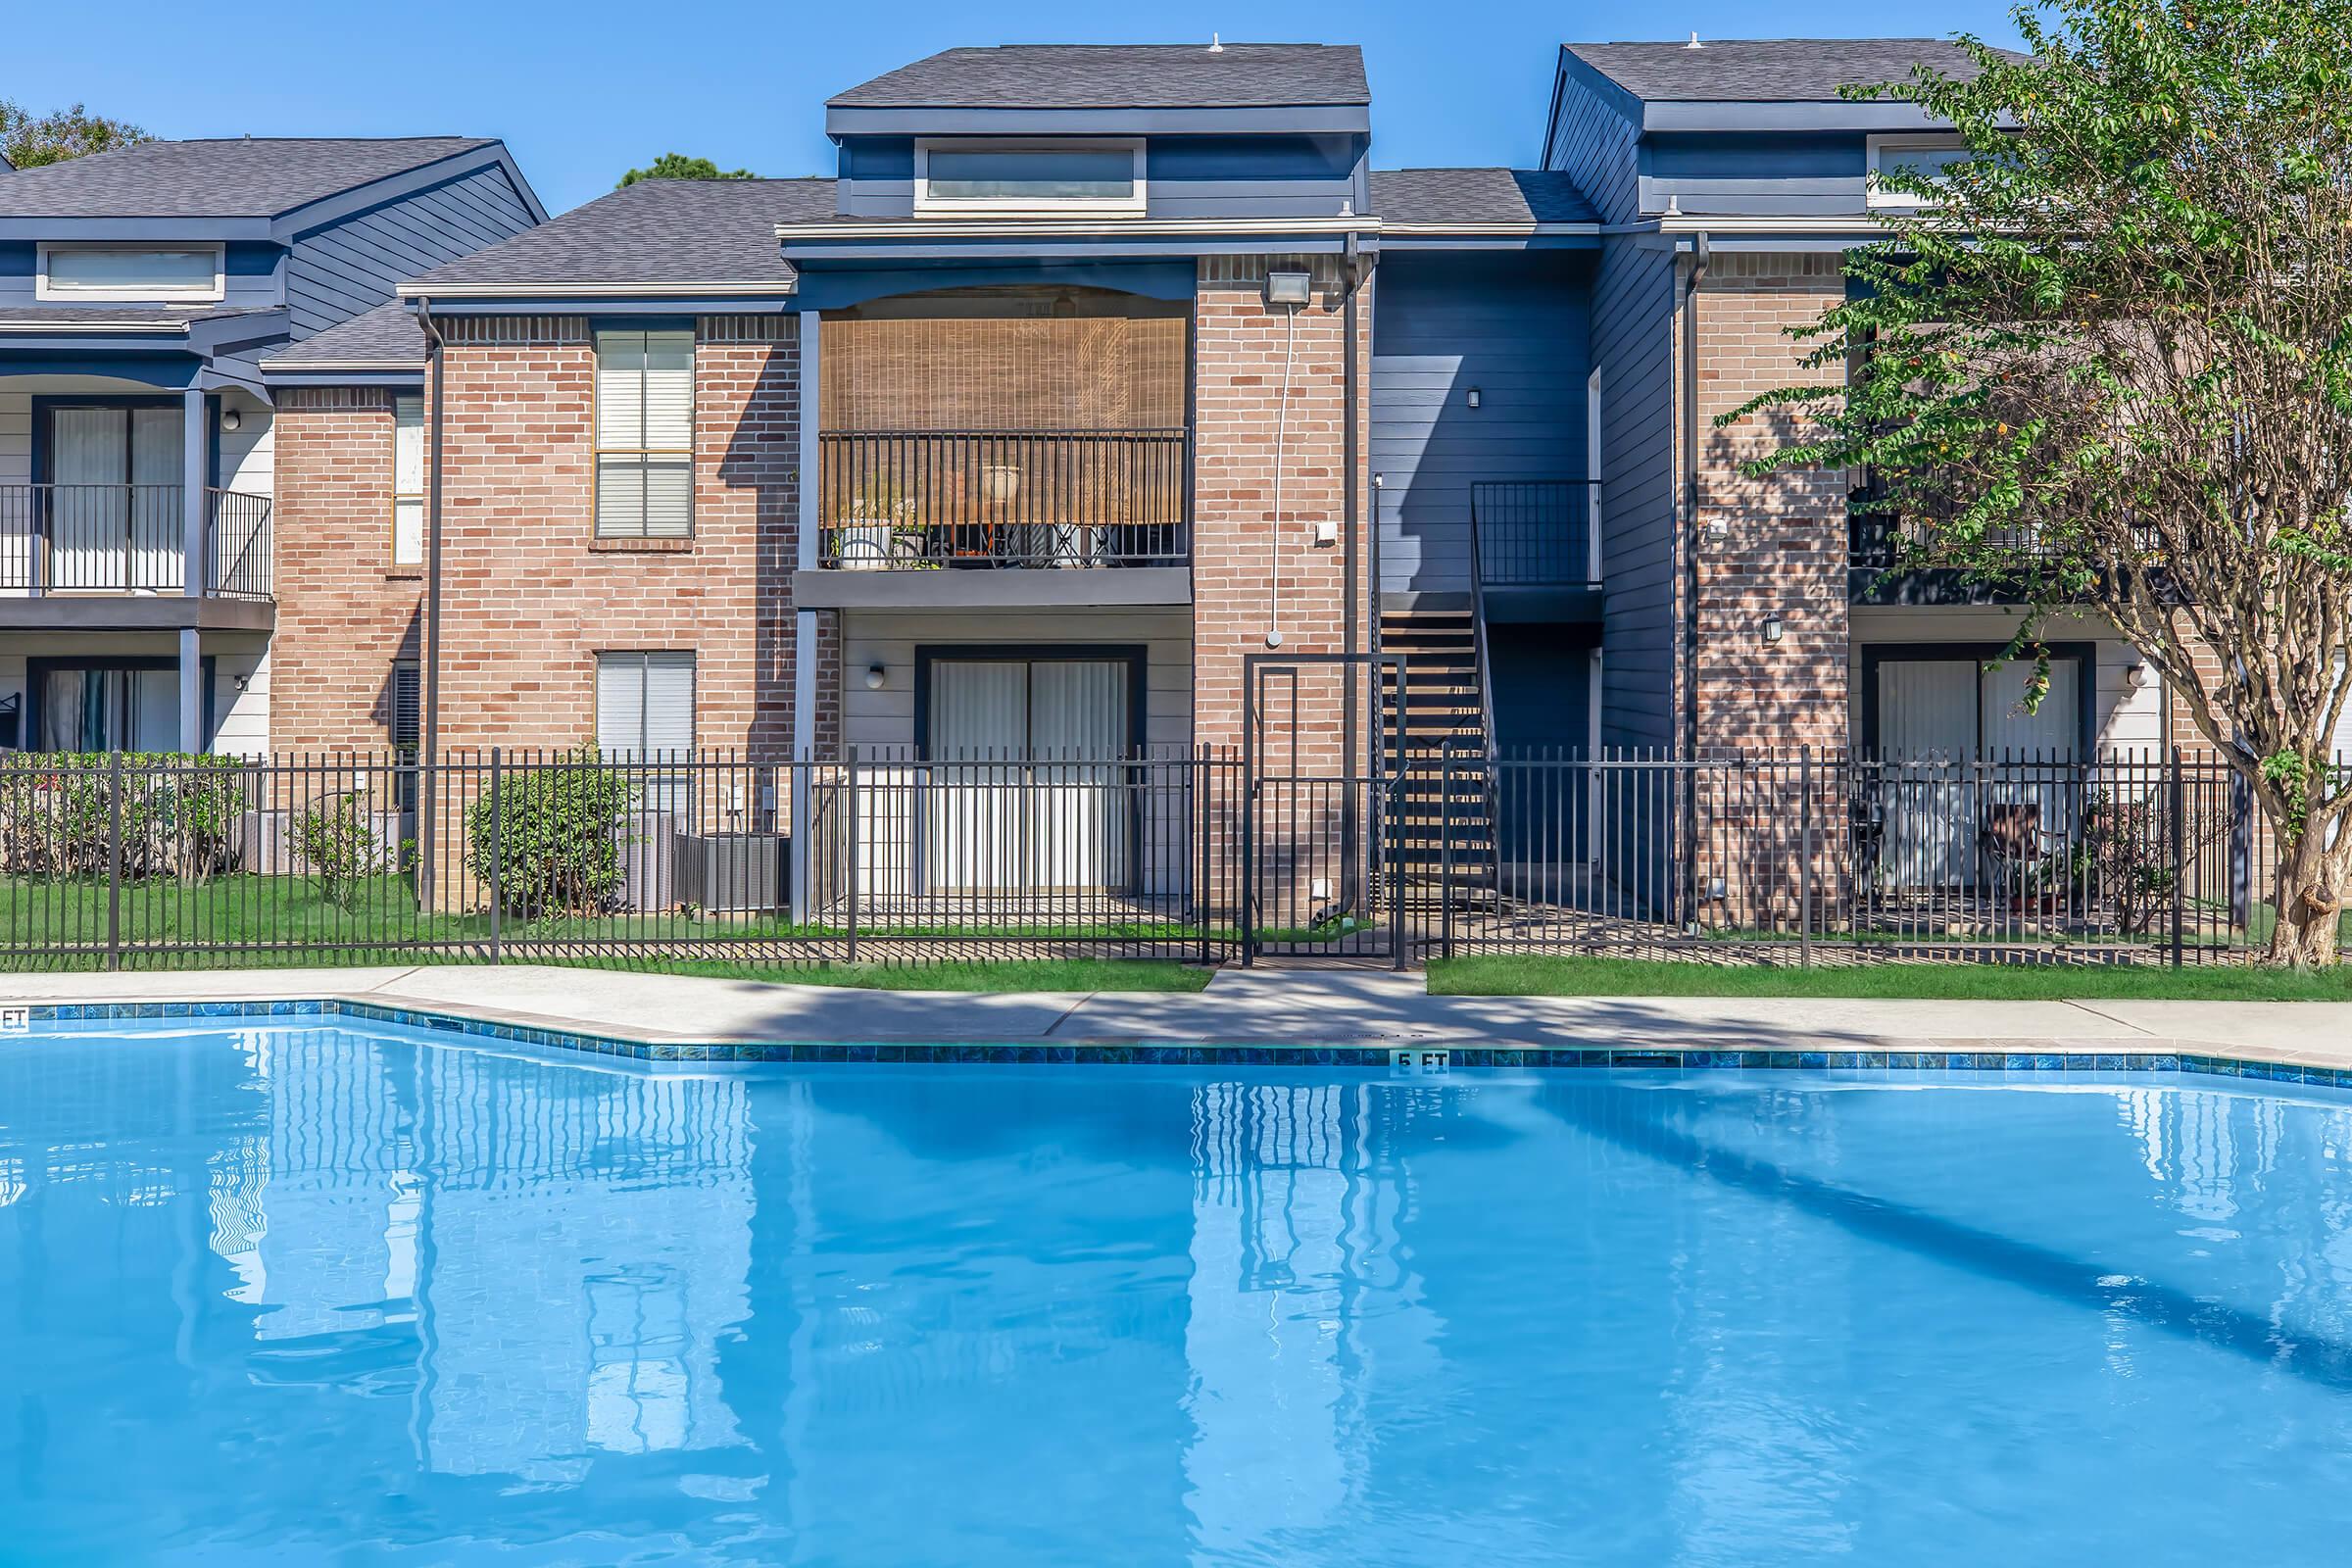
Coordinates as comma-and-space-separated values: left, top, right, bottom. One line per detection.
0, 137, 543, 754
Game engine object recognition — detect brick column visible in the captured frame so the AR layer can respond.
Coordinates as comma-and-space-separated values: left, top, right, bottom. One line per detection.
1685, 253, 1853, 933
1689, 251, 1851, 759
1191, 256, 1373, 926
271, 386, 420, 751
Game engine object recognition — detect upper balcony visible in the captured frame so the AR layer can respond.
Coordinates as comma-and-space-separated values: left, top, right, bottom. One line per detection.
0, 484, 273, 628
1470, 479, 1603, 622
795, 285, 1194, 612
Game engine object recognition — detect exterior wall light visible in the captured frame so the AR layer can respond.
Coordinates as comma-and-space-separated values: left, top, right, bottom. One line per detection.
1264, 270, 1312, 308
1465, 387, 1482, 409
1762, 616, 1785, 644
220, 408, 242, 432
864, 663, 887, 690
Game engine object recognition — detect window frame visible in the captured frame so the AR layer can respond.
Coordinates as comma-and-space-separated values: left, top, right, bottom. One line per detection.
912, 138, 1148, 218
591, 326, 697, 540
1865, 134, 1974, 211
35, 241, 226, 304
594, 649, 698, 759
391, 394, 425, 568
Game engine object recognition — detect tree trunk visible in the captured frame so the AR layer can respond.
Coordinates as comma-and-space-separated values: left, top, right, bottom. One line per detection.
2264, 828, 2348, 967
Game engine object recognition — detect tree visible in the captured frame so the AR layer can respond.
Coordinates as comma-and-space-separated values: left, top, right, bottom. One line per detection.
616, 153, 757, 188
1, 100, 152, 168
1731, 0, 2352, 964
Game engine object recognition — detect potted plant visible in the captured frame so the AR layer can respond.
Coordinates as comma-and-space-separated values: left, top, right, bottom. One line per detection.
836, 474, 916, 569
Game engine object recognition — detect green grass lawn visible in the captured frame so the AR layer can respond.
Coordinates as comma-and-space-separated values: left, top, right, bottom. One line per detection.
0, 874, 1214, 992
1427, 955, 2352, 1002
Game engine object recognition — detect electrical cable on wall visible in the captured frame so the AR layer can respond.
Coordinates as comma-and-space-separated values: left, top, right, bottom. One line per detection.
1266, 301, 1298, 649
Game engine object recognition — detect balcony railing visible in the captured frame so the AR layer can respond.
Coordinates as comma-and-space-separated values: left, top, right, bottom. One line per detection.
0, 484, 272, 600
1469, 480, 1599, 586
817, 429, 1189, 569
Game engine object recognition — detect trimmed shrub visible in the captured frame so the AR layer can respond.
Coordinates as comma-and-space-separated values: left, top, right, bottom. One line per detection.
464, 749, 638, 916
0, 752, 250, 882
291, 791, 400, 909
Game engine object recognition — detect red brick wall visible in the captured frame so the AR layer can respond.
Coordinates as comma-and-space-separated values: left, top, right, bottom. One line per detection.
1689, 251, 1851, 757
1190, 256, 1372, 765
423, 314, 820, 755
271, 387, 421, 751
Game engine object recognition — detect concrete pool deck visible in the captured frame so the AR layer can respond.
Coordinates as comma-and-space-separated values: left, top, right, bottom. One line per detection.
0, 964, 2347, 1069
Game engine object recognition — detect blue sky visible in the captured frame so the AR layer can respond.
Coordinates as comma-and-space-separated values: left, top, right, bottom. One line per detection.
11, 0, 2029, 215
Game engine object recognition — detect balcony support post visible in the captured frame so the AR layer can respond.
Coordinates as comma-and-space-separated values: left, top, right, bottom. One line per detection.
178, 385, 207, 752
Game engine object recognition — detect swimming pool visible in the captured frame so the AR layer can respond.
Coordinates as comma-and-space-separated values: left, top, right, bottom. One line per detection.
3, 1015, 2348, 1565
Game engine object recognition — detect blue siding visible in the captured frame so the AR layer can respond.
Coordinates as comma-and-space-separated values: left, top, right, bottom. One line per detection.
1548, 56, 1679, 753
1371, 252, 1590, 597
284, 162, 538, 339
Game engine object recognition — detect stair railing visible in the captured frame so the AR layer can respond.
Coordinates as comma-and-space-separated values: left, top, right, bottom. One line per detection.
1460, 490, 1507, 902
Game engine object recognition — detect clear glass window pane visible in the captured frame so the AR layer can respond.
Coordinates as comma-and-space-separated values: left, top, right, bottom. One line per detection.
44, 247, 218, 294
926, 147, 1134, 201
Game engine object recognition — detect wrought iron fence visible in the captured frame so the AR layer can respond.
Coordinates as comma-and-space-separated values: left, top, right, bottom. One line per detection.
1425, 748, 2329, 965
0, 483, 272, 597
0, 746, 2330, 972
816, 429, 1189, 568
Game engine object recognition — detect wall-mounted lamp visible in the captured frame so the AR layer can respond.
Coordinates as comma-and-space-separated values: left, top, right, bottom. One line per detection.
1465, 387, 1483, 410
220, 408, 242, 432
1762, 616, 1785, 645
2128, 659, 2153, 692
864, 663, 887, 691
231, 672, 252, 693
1264, 270, 1312, 308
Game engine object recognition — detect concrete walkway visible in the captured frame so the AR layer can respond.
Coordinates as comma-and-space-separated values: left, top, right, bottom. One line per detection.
1, 964, 2347, 1067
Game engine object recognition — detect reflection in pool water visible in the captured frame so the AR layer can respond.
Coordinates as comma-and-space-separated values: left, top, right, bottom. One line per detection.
3, 1019, 2351, 1565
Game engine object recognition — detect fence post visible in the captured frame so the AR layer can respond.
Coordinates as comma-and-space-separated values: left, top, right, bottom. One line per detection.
845, 746, 859, 965
1197, 751, 1212, 968
1389, 763, 1406, 973
105, 751, 123, 972
1440, 745, 1456, 961
2169, 745, 2185, 969
1799, 744, 1814, 970
487, 748, 503, 965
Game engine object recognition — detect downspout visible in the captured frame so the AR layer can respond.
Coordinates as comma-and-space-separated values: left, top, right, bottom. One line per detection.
416, 295, 446, 908
1679, 232, 1709, 927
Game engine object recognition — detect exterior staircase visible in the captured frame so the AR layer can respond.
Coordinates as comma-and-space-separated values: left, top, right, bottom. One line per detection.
1378, 605, 1497, 905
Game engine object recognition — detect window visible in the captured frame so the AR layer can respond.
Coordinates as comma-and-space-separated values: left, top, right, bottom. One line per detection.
1867, 135, 1976, 209
392, 396, 425, 567
913, 140, 1146, 216
36, 242, 224, 303
594, 328, 695, 538
29, 661, 193, 752
595, 651, 696, 759
388, 660, 420, 752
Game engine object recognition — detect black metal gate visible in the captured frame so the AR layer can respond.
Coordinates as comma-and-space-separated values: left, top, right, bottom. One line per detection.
1242, 653, 1407, 967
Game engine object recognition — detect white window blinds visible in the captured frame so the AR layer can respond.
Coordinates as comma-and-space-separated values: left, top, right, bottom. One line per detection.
595, 328, 694, 538
595, 651, 696, 758
392, 396, 425, 566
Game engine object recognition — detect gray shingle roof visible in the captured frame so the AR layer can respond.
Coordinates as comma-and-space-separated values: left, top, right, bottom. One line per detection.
0, 137, 498, 219
263, 301, 423, 368
1371, 169, 1597, 227
830, 44, 1369, 109
1566, 38, 2017, 102
407, 177, 833, 289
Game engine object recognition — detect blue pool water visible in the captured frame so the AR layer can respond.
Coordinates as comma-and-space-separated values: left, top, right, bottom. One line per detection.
4, 1021, 2352, 1564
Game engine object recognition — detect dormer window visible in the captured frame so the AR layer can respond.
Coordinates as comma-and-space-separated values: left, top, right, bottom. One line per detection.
913, 139, 1146, 217
36, 242, 225, 303
1866, 135, 1976, 210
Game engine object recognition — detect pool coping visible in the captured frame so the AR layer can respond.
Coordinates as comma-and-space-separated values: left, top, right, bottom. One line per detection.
13, 998, 2352, 1088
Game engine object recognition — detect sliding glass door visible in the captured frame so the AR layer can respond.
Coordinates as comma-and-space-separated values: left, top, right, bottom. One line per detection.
44, 405, 184, 591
